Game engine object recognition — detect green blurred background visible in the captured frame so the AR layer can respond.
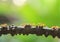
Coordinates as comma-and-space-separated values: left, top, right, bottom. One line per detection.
0, 0, 60, 42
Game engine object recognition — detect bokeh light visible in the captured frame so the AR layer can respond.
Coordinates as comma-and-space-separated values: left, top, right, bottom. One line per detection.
13, 0, 27, 6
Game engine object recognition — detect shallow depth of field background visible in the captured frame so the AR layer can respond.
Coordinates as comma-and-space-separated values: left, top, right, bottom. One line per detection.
0, 0, 60, 42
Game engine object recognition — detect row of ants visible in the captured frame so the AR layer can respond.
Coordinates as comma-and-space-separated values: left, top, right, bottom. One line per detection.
0, 23, 60, 38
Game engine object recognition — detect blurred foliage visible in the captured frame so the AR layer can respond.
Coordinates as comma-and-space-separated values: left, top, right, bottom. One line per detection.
0, 0, 60, 42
